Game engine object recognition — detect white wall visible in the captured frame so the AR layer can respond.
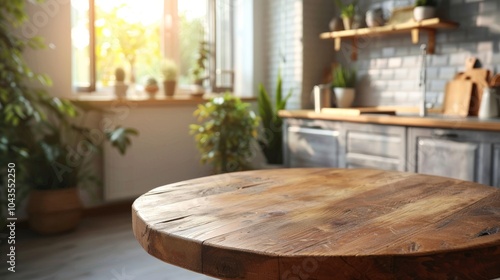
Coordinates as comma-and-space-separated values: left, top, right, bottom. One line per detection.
103, 105, 211, 201
24, 0, 72, 98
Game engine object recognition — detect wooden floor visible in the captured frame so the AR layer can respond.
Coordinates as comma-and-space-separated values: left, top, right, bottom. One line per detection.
0, 212, 215, 280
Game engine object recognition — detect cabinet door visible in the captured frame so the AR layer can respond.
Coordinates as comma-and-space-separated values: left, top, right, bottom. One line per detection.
493, 144, 500, 188
285, 120, 341, 168
343, 123, 406, 171
415, 138, 479, 182
408, 128, 492, 185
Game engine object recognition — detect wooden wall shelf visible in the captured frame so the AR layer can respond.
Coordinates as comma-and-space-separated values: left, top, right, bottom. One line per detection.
320, 18, 459, 60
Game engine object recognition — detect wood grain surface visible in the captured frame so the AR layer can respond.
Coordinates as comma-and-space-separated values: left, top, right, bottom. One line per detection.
132, 168, 500, 280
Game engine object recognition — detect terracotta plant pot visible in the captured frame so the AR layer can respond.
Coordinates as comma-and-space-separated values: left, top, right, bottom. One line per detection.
163, 80, 177, 97
145, 85, 159, 99
27, 188, 83, 234
333, 87, 355, 108
413, 6, 436, 21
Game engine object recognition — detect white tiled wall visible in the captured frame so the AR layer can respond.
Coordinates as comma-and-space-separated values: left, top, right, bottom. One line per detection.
263, 0, 500, 109
264, 0, 335, 109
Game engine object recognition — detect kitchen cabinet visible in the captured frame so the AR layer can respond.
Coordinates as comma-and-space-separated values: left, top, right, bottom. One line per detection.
282, 112, 500, 188
343, 123, 406, 171
408, 127, 500, 187
284, 118, 342, 168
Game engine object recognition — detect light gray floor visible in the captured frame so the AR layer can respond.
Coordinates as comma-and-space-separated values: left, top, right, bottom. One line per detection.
0, 213, 216, 280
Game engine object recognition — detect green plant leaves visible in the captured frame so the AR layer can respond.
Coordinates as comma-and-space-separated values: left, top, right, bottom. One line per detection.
106, 127, 139, 155
331, 65, 356, 88
190, 93, 259, 174
257, 70, 292, 164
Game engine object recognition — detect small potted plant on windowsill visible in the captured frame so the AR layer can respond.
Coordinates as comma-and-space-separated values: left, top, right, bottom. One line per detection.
114, 67, 128, 99
190, 93, 260, 174
162, 59, 178, 97
144, 77, 159, 99
331, 64, 357, 108
335, 0, 357, 30
414, 0, 437, 21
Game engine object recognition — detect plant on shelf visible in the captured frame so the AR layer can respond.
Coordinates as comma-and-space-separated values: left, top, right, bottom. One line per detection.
191, 41, 211, 86
331, 64, 357, 108
162, 59, 178, 97
258, 70, 292, 166
190, 93, 260, 174
144, 77, 159, 98
0, 1, 138, 233
334, 0, 358, 30
414, 0, 438, 21
114, 67, 128, 99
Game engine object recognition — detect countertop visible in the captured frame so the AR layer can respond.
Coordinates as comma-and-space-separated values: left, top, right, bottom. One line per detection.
278, 109, 500, 132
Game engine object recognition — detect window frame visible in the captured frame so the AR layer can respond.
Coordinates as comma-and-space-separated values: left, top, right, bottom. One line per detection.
74, 0, 234, 93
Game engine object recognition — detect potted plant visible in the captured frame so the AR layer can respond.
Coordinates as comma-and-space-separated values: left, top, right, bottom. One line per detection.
190, 93, 260, 174
331, 64, 357, 108
257, 70, 292, 166
144, 77, 159, 98
414, 0, 437, 21
335, 0, 357, 30
162, 59, 178, 97
191, 41, 211, 86
0, 1, 138, 233
114, 67, 128, 99
26, 116, 138, 234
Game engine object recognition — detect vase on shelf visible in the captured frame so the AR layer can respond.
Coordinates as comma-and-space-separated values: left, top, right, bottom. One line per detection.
333, 87, 355, 108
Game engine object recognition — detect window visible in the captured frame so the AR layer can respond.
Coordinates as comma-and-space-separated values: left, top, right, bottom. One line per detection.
71, 0, 234, 93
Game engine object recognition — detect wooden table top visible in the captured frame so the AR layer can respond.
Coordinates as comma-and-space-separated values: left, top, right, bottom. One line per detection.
132, 168, 500, 280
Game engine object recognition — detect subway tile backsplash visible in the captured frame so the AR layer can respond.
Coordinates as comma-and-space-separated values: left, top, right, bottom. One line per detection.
263, 0, 499, 109
353, 0, 500, 107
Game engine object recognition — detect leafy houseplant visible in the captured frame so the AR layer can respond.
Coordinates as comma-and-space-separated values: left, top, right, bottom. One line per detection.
331, 65, 357, 108
414, 0, 437, 21
258, 70, 292, 165
162, 59, 178, 96
335, 0, 358, 30
191, 41, 210, 86
190, 93, 260, 174
0, 1, 138, 233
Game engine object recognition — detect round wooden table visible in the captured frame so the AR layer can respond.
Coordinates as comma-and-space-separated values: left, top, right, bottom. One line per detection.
132, 168, 500, 280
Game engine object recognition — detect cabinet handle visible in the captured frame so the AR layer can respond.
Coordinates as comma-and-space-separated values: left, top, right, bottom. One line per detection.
288, 126, 339, 137
432, 131, 458, 138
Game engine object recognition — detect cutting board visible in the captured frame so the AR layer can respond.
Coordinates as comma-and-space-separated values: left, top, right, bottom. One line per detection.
453, 57, 491, 116
443, 80, 474, 117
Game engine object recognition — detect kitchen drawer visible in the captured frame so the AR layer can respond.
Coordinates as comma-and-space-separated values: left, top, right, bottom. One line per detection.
343, 123, 406, 171
347, 131, 403, 159
284, 119, 342, 168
